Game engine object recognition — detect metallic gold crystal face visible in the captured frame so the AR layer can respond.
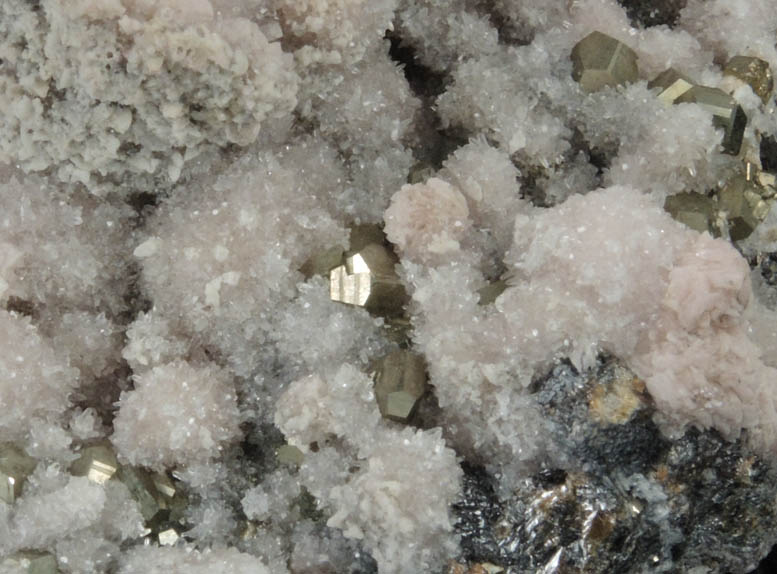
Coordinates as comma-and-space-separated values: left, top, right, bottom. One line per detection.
571, 31, 639, 93
330, 242, 408, 316
372, 350, 428, 423
648, 68, 695, 105
675, 85, 747, 155
118, 466, 172, 522
70, 443, 119, 485
1, 551, 58, 573
663, 192, 716, 235
724, 55, 774, 104
0, 443, 37, 504
718, 175, 763, 241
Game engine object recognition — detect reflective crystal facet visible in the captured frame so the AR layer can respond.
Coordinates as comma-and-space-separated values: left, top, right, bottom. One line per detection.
675, 86, 747, 155
1, 551, 58, 574
118, 466, 171, 522
571, 31, 639, 92
724, 55, 774, 104
157, 527, 180, 546
70, 442, 119, 485
0, 444, 36, 504
648, 68, 695, 105
663, 192, 716, 234
372, 350, 428, 423
718, 175, 763, 240
330, 243, 407, 316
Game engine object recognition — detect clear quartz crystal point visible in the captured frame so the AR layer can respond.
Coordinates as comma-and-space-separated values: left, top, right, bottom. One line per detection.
571, 31, 639, 92
372, 350, 428, 423
0, 443, 37, 504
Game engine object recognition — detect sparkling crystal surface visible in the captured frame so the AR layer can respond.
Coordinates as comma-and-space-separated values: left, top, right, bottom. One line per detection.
571, 31, 639, 93
675, 85, 747, 155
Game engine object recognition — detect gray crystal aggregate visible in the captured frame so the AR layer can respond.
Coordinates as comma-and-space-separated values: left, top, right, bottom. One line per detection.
453, 359, 777, 573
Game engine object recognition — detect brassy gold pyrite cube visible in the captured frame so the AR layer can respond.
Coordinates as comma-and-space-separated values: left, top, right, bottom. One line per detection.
571, 31, 639, 93
675, 85, 747, 155
372, 350, 428, 423
648, 68, 695, 105
663, 192, 717, 235
329, 225, 408, 317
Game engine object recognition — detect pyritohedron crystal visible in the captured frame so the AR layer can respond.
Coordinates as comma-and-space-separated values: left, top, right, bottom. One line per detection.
718, 175, 763, 240
69, 442, 119, 485
724, 55, 774, 104
571, 31, 639, 93
0, 443, 37, 504
663, 192, 716, 234
648, 68, 695, 105
675, 85, 747, 155
330, 243, 408, 316
372, 350, 428, 423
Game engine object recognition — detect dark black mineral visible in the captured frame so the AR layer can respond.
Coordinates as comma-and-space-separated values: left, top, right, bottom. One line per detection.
452, 358, 777, 573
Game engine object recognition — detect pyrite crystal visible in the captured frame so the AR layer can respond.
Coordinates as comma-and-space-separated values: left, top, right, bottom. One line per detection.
1, 551, 58, 573
0, 443, 36, 504
724, 55, 774, 104
571, 31, 639, 92
718, 174, 765, 241
648, 68, 695, 105
330, 226, 408, 317
70, 442, 119, 484
372, 350, 428, 423
118, 465, 177, 522
663, 192, 717, 234
675, 85, 747, 155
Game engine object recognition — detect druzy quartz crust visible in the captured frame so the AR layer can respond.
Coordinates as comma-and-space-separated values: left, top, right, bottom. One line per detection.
2, 0, 777, 573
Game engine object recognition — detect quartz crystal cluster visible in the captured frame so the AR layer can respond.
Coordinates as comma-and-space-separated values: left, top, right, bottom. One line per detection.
3, 1, 777, 573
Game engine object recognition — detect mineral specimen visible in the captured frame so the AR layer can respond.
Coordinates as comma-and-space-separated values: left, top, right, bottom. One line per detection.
3, 0, 777, 572
718, 174, 764, 240
70, 442, 119, 485
675, 85, 748, 155
453, 359, 777, 573
372, 350, 428, 423
648, 68, 695, 105
663, 191, 717, 234
330, 243, 408, 317
724, 55, 774, 104
0, 443, 36, 504
571, 31, 639, 93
